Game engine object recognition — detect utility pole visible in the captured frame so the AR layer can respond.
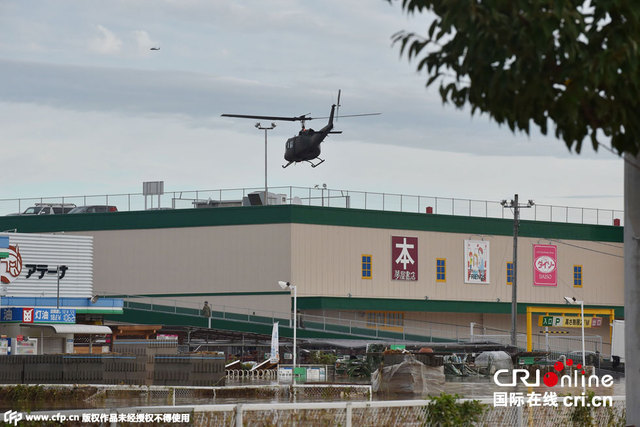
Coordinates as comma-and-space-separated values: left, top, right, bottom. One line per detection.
501, 195, 534, 347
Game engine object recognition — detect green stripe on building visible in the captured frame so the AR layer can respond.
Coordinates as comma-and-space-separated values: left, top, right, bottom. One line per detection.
0, 205, 623, 242
297, 296, 624, 318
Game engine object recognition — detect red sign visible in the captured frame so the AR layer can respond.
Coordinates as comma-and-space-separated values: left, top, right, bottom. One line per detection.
22, 308, 34, 323
533, 245, 557, 286
16, 335, 23, 342
0, 245, 23, 284
391, 236, 418, 281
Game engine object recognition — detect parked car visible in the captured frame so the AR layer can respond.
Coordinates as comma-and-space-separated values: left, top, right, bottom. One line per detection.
7, 203, 76, 216
68, 205, 118, 214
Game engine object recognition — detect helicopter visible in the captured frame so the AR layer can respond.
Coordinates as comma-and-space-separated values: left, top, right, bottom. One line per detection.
221, 91, 380, 168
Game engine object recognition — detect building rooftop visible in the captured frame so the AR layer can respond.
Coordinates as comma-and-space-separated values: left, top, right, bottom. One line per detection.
0, 185, 624, 226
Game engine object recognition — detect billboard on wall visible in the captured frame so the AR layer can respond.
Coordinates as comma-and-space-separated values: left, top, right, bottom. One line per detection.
464, 240, 490, 284
0, 233, 93, 298
391, 236, 418, 281
533, 244, 557, 286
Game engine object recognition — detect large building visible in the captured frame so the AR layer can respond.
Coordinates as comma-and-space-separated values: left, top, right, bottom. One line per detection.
0, 202, 623, 355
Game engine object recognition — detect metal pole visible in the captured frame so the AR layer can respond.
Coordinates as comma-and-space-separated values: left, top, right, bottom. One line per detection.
511, 194, 519, 347
580, 300, 586, 384
57, 265, 60, 309
264, 128, 268, 206
293, 285, 297, 381
256, 123, 276, 206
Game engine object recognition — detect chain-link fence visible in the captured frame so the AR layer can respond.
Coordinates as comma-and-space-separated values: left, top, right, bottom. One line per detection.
190, 397, 625, 426
78, 383, 373, 407
23, 395, 625, 426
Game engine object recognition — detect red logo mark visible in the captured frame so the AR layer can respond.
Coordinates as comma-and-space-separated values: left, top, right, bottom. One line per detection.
543, 372, 558, 387
0, 245, 23, 284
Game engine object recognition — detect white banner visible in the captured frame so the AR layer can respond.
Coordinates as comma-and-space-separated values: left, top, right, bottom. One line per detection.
269, 322, 279, 363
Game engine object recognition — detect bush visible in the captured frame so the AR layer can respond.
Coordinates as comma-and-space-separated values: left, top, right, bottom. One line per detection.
310, 351, 337, 365
424, 393, 485, 427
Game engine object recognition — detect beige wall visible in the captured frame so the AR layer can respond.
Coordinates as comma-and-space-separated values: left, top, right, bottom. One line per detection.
67, 221, 622, 315
71, 224, 293, 313
291, 224, 623, 307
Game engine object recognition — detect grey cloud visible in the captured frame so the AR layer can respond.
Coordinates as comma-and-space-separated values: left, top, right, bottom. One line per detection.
0, 58, 613, 160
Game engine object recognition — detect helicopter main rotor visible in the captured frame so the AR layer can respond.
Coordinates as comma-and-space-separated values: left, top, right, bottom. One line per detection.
221, 112, 321, 129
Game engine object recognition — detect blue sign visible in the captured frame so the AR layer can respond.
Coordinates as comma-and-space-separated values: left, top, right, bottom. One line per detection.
0, 308, 21, 322
0, 307, 76, 324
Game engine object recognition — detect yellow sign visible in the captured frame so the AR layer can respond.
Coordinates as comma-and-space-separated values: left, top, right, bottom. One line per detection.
538, 315, 591, 328
562, 317, 591, 328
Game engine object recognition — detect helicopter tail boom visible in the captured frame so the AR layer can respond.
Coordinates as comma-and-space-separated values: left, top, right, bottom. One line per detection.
319, 104, 336, 134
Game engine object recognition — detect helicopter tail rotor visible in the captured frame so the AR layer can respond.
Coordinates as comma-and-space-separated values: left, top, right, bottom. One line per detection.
336, 89, 341, 122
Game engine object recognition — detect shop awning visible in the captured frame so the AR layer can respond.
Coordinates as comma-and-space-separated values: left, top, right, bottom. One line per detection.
20, 324, 112, 334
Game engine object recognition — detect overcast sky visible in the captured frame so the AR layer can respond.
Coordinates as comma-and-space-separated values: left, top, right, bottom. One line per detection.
0, 0, 623, 214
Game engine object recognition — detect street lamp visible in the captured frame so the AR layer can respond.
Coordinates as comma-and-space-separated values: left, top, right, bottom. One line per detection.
256, 123, 276, 206
278, 281, 297, 380
564, 296, 586, 375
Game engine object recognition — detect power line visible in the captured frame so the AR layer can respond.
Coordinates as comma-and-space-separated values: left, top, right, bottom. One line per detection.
597, 142, 640, 171
545, 238, 623, 258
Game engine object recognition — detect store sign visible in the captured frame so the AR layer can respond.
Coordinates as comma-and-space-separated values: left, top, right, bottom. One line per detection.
0, 233, 93, 299
391, 236, 418, 281
533, 245, 557, 286
538, 315, 594, 328
465, 240, 490, 284
0, 307, 76, 324
24, 264, 68, 280
0, 237, 22, 284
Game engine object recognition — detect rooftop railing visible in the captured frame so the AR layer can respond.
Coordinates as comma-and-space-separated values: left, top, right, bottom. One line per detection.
0, 186, 624, 226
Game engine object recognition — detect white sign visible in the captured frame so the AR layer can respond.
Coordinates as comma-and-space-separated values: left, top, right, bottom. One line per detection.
465, 240, 490, 284
270, 322, 279, 363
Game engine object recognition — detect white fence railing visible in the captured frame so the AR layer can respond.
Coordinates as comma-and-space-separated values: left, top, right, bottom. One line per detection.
0, 185, 623, 226
22, 395, 626, 426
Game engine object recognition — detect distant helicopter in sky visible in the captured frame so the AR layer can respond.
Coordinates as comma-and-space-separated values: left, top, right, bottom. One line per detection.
222, 91, 380, 168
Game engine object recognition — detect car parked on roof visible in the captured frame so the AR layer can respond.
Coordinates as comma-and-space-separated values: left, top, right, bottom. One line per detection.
68, 205, 118, 214
7, 203, 76, 216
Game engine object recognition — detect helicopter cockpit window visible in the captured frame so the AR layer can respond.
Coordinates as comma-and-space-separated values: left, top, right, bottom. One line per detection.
286, 140, 294, 149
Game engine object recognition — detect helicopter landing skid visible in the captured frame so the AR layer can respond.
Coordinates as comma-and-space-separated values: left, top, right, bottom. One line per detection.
282, 161, 293, 169
308, 158, 325, 168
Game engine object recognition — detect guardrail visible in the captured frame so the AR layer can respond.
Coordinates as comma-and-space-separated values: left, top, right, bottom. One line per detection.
121, 297, 470, 343
117, 295, 576, 351
0, 185, 624, 226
